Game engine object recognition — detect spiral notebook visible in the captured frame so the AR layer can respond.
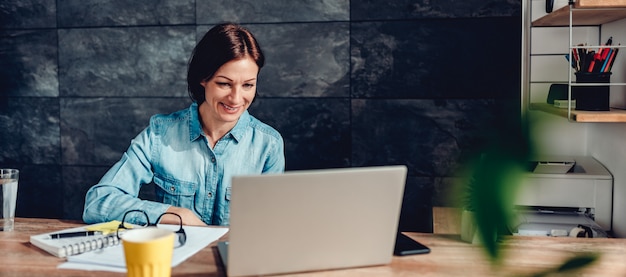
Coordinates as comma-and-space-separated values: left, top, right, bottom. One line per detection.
30, 221, 125, 258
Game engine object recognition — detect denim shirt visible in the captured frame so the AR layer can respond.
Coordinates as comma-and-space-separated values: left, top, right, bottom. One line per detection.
83, 103, 285, 226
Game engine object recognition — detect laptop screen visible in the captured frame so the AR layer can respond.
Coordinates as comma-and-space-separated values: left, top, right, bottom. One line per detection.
221, 165, 407, 276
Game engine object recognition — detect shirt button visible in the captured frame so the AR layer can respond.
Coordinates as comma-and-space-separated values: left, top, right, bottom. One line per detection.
208, 192, 213, 198
211, 157, 216, 163
170, 187, 175, 192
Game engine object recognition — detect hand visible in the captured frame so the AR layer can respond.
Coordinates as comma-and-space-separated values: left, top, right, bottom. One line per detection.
162, 206, 208, 226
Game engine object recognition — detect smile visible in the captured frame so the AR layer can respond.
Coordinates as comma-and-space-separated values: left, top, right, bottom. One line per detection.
221, 103, 238, 111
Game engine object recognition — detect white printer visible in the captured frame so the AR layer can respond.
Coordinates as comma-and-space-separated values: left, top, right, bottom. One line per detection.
512, 156, 613, 238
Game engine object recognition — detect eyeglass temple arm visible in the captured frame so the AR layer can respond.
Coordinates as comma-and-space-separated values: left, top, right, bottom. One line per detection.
155, 212, 184, 229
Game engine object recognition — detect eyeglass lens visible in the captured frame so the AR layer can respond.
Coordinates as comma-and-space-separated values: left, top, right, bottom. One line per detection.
119, 210, 187, 248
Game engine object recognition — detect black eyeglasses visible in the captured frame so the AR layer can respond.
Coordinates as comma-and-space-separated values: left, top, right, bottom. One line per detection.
117, 209, 187, 248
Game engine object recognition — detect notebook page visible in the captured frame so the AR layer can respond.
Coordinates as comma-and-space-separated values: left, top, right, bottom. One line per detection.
58, 225, 228, 272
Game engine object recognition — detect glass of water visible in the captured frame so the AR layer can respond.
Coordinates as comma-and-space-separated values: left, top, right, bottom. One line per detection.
0, 169, 19, 231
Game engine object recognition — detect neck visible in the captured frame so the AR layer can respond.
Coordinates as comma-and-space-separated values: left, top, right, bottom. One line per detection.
197, 104, 237, 148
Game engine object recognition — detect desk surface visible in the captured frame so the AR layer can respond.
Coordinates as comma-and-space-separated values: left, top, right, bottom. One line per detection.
2, 218, 626, 276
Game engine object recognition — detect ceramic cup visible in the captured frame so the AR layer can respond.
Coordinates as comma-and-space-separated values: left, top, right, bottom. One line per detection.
121, 227, 175, 277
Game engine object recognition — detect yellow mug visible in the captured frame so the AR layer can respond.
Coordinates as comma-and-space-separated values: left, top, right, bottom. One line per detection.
121, 227, 175, 277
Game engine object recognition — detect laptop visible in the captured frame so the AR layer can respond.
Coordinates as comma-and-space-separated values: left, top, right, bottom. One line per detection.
217, 165, 407, 276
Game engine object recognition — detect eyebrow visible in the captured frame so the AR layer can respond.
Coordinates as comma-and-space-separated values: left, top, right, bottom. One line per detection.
214, 75, 257, 82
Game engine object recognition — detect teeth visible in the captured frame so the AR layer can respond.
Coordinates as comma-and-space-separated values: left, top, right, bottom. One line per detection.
222, 103, 237, 111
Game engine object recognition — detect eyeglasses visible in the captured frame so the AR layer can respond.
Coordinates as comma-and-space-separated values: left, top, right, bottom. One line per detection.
117, 209, 187, 248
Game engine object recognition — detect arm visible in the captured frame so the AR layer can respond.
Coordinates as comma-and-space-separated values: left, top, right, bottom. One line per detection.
262, 135, 285, 173
83, 126, 170, 225
161, 206, 208, 226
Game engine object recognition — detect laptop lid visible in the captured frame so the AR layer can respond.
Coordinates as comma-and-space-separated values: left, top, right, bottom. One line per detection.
221, 165, 407, 276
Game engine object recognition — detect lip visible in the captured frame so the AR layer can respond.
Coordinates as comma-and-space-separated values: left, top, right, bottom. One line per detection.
220, 102, 240, 113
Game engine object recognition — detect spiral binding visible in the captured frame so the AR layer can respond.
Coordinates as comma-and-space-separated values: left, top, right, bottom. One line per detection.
61, 234, 120, 257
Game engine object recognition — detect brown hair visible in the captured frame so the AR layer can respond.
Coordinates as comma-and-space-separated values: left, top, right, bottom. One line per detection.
187, 23, 265, 103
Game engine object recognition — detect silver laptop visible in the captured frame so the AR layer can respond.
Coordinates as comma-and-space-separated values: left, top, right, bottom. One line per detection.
218, 165, 407, 276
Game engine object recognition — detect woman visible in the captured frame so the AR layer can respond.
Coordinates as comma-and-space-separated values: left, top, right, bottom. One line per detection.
83, 23, 285, 226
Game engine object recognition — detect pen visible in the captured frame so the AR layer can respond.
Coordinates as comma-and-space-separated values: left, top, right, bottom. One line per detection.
48, 230, 102, 239
600, 48, 612, 72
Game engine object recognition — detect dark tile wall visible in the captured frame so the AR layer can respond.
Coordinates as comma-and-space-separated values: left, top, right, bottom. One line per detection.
0, 0, 521, 232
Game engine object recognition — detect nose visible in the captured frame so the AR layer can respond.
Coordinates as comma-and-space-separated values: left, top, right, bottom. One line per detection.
228, 85, 243, 103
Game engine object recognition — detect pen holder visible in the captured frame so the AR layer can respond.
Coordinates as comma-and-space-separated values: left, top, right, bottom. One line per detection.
573, 72, 611, 111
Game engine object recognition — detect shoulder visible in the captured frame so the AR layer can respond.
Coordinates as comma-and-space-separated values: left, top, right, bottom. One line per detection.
148, 105, 193, 132
245, 113, 283, 142
150, 107, 190, 124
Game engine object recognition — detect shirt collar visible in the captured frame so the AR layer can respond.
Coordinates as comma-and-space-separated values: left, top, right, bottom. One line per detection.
188, 102, 250, 143
229, 110, 250, 142
189, 103, 203, 142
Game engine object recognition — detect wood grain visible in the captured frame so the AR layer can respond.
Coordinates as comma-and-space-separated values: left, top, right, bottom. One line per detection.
532, 4, 626, 26
2, 217, 626, 276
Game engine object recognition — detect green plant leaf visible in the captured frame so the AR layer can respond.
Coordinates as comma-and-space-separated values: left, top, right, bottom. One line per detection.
468, 150, 525, 263
556, 253, 599, 272
531, 253, 599, 277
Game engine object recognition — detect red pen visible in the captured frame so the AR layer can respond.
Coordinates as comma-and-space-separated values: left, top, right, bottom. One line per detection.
587, 51, 598, 72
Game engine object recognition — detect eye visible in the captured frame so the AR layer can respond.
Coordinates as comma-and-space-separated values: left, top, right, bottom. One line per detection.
243, 83, 255, 90
216, 82, 231, 88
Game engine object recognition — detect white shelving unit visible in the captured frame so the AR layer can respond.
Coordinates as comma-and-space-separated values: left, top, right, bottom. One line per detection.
527, 0, 626, 122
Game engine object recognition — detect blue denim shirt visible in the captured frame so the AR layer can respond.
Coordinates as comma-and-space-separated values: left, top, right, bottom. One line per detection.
83, 103, 285, 226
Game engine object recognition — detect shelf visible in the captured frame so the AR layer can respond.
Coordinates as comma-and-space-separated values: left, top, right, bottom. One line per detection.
532, 2, 626, 26
530, 103, 626, 122
576, 0, 626, 8
528, 1, 626, 123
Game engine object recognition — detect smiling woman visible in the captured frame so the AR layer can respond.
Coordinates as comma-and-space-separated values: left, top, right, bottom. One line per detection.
82, 23, 285, 227
198, 58, 260, 147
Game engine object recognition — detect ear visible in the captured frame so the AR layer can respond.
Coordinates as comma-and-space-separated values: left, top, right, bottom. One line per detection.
200, 80, 207, 88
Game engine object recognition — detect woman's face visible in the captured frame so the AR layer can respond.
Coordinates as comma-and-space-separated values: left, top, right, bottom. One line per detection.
199, 57, 259, 127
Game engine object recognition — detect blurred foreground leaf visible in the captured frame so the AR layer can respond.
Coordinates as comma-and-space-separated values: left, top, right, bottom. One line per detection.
466, 148, 526, 264
531, 253, 599, 277
460, 118, 532, 265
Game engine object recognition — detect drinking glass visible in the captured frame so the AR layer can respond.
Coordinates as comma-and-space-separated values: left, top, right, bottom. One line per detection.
0, 169, 19, 232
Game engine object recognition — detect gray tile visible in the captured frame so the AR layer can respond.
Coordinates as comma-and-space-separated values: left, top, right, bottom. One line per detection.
0, 0, 524, 226
0, 30, 58, 97
58, 26, 195, 97
249, 98, 351, 170
351, 99, 498, 176
62, 166, 108, 220
351, 0, 521, 21
15, 165, 63, 219
195, 23, 350, 98
0, 0, 56, 29
57, 0, 195, 27
63, 168, 160, 220
399, 176, 434, 232
196, 0, 349, 24
0, 97, 60, 164
61, 97, 191, 166
248, 23, 350, 98
432, 176, 464, 207
351, 19, 520, 99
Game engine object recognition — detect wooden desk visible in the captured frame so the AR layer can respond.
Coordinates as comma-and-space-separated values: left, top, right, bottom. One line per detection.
2, 218, 626, 276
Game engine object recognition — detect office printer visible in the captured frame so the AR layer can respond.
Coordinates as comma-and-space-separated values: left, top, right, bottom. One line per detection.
512, 156, 613, 238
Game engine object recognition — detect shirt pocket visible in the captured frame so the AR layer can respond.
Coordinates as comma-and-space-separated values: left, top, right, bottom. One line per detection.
153, 174, 197, 208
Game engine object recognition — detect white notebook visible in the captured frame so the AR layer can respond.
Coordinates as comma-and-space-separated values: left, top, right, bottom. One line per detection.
30, 221, 123, 258
59, 225, 228, 273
